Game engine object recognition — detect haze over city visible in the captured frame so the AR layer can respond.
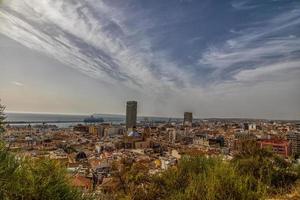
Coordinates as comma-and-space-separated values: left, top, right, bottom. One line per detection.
0, 0, 300, 120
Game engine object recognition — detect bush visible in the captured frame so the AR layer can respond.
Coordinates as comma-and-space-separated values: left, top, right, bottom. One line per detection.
0, 100, 5, 135
115, 149, 300, 200
232, 140, 299, 194
0, 144, 84, 200
153, 156, 266, 200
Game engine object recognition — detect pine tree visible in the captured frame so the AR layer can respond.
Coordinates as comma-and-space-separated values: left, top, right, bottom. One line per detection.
0, 100, 5, 134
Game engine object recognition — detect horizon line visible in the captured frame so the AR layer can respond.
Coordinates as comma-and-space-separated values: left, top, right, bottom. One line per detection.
4, 111, 300, 122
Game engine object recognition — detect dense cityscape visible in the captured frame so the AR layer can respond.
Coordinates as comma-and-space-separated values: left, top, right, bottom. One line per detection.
1, 101, 300, 199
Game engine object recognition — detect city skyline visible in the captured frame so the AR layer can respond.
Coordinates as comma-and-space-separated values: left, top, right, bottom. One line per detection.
0, 0, 300, 120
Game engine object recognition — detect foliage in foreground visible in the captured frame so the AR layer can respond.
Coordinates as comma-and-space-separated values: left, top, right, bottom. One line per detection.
114, 156, 266, 200
0, 144, 83, 200
0, 100, 5, 134
233, 140, 299, 193
110, 143, 300, 200
0, 100, 85, 200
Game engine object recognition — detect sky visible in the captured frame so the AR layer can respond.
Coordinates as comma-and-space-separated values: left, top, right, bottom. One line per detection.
0, 0, 299, 120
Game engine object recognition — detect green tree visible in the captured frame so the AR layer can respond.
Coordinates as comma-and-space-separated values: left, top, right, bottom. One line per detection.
115, 156, 267, 200
0, 143, 19, 198
99, 143, 300, 199
0, 100, 5, 134
0, 100, 89, 200
154, 156, 265, 200
232, 140, 299, 194
111, 158, 157, 200
0, 145, 86, 200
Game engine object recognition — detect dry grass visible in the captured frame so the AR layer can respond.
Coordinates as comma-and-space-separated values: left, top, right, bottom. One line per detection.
267, 181, 300, 200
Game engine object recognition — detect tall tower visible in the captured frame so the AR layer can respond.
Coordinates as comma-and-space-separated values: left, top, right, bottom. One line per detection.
184, 112, 193, 126
126, 101, 137, 130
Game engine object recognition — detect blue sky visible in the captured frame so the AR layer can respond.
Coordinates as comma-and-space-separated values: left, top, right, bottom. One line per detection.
0, 0, 299, 119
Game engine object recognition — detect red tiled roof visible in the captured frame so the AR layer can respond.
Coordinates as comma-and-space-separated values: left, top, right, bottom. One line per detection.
71, 175, 92, 188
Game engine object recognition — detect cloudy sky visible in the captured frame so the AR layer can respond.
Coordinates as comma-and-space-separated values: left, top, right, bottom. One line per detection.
0, 0, 299, 119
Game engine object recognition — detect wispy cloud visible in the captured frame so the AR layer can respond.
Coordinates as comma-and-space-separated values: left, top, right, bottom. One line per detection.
198, 5, 300, 84
0, 0, 299, 119
0, 0, 191, 94
231, 0, 259, 10
233, 60, 300, 82
11, 81, 24, 87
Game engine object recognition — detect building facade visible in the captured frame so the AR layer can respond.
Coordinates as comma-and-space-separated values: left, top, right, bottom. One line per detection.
126, 101, 137, 130
258, 139, 291, 157
184, 112, 193, 126
287, 132, 300, 155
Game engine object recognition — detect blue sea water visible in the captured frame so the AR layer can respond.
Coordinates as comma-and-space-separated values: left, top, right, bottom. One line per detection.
4, 113, 124, 128
4, 113, 175, 128
5, 113, 89, 122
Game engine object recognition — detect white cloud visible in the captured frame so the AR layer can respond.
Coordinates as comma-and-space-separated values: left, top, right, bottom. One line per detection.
0, 0, 299, 119
198, 6, 300, 85
0, 0, 191, 95
11, 81, 24, 87
199, 37, 300, 69
231, 0, 258, 10
233, 60, 300, 82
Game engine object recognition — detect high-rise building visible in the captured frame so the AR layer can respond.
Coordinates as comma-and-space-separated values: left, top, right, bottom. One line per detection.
184, 112, 193, 126
126, 101, 137, 130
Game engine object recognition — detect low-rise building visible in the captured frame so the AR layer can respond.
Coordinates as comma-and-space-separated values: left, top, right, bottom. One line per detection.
258, 139, 291, 157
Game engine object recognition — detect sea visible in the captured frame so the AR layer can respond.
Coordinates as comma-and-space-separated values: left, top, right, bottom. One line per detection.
4, 113, 124, 128
4, 113, 175, 128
